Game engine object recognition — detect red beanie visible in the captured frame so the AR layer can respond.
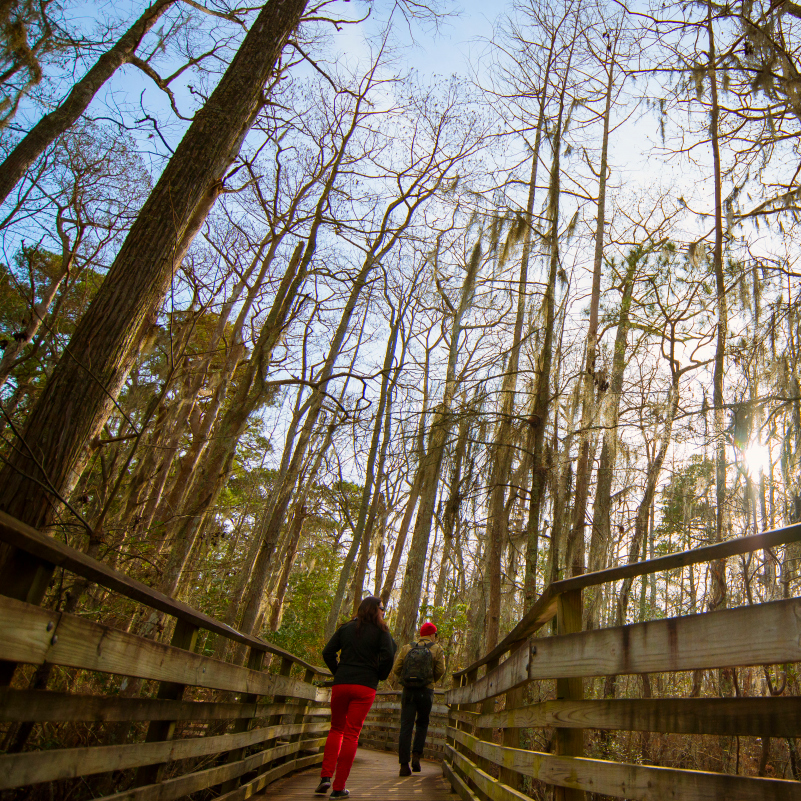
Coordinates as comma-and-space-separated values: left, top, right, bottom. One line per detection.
419, 622, 437, 636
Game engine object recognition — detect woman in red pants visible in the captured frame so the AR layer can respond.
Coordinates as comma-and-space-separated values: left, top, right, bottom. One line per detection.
316, 596, 396, 798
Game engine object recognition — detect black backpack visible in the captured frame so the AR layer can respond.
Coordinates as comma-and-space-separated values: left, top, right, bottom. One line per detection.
400, 640, 434, 688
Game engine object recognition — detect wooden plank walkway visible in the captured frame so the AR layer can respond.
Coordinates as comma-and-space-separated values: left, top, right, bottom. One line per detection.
253, 748, 459, 800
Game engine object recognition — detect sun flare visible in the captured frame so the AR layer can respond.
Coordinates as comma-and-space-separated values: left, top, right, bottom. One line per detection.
743, 440, 772, 478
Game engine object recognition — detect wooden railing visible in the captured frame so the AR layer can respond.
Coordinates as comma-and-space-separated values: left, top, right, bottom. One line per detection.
360, 688, 449, 758
0, 511, 332, 801
442, 522, 801, 801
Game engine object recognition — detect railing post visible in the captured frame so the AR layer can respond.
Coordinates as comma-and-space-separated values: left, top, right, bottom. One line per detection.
501, 641, 526, 789
263, 656, 295, 769
446, 673, 459, 760
134, 617, 200, 786
554, 588, 584, 801
461, 667, 482, 797
476, 657, 498, 776
219, 644, 266, 793
288, 667, 315, 754
0, 550, 54, 687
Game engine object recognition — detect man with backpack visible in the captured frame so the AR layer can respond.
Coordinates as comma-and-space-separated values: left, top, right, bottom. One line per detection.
391, 621, 446, 776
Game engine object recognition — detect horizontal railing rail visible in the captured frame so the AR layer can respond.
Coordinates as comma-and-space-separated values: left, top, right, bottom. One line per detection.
443, 522, 801, 801
0, 510, 322, 672
462, 521, 801, 676
0, 512, 331, 801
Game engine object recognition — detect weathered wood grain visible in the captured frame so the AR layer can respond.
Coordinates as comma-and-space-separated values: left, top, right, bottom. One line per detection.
454, 585, 558, 677
214, 752, 324, 801
448, 726, 801, 800
0, 595, 325, 701
447, 644, 530, 705
370, 701, 450, 715
449, 709, 480, 726
447, 746, 537, 801
458, 522, 801, 677
0, 720, 329, 789
218, 646, 266, 794
361, 718, 446, 737
443, 757, 482, 801
554, 589, 584, 801
478, 696, 801, 737
0, 511, 327, 675
501, 642, 526, 789
135, 618, 199, 786
0, 689, 328, 723
92, 737, 326, 801
528, 597, 801, 679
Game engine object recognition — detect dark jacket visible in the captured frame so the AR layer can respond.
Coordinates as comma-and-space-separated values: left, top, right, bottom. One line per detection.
322, 618, 397, 690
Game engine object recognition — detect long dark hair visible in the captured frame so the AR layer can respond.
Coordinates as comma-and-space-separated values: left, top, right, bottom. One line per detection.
355, 596, 389, 633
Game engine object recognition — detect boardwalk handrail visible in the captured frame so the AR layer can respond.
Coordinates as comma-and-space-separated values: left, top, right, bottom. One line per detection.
0, 509, 324, 673
461, 521, 801, 676
0, 512, 331, 801
443, 522, 801, 801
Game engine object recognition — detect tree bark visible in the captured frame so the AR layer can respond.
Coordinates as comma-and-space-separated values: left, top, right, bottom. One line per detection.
379, 331, 438, 605
236, 260, 377, 638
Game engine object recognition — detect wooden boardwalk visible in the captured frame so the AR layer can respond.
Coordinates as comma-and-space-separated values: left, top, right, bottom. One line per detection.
253, 748, 459, 800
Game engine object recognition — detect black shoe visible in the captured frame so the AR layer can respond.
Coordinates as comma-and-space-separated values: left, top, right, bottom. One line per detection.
411, 753, 421, 772
330, 791, 349, 799
314, 777, 331, 794
399, 763, 412, 777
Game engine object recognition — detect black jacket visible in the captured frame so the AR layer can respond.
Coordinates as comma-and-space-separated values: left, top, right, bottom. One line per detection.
322, 619, 396, 690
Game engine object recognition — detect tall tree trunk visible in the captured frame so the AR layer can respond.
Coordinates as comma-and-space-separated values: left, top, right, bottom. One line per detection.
585, 251, 638, 628
327, 306, 403, 630
267, 505, 306, 632
707, 1, 729, 612
267, 415, 337, 633
0, 0, 309, 553
349, 492, 386, 614
394, 241, 482, 646
154, 78, 369, 587
236, 268, 376, 638
485, 150, 539, 651
565, 37, 618, 580
132, 232, 282, 539
158, 242, 309, 594
549, 378, 580, 586
0, 0, 177, 205
434, 403, 470, 609
605, 370, 681, 698
523, 70, 569, 606
379, 332, 437, 605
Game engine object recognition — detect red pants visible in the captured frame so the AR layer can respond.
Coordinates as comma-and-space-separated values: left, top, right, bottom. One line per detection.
321, 683, 376, 791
